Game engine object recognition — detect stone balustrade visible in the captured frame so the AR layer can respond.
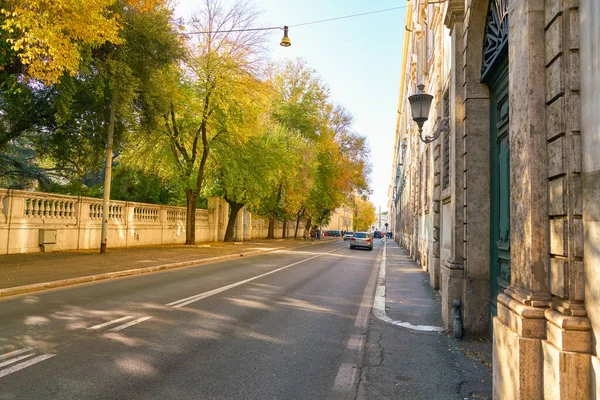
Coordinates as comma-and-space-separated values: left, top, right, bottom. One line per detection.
0, 189, 306, 254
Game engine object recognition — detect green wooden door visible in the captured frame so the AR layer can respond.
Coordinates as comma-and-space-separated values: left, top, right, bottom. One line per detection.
489, 61, 510, 317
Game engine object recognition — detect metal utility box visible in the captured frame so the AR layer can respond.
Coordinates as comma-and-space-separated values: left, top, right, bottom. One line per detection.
39, 229, 57, 252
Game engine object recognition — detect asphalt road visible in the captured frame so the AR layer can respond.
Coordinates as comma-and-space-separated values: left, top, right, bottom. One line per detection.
0, 239, 381, 400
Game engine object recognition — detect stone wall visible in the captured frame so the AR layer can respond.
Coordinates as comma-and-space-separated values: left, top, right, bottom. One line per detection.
0, 189, 306, 254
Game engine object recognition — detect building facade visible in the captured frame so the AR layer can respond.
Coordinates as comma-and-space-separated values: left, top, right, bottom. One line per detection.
390, 0, 600, 398
322, 206, 354, 232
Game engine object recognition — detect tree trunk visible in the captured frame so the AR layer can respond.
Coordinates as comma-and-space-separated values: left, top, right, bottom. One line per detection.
304, 217, 312, 239
266, 218, 275, 239
223, 201, 244, 242
282, 220, 287, 239
294, 207, 305, 238
266, 183, 282, 239
185, 189, 197, 245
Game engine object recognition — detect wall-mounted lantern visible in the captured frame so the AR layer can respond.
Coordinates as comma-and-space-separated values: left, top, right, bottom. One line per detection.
408, 84, 448, 143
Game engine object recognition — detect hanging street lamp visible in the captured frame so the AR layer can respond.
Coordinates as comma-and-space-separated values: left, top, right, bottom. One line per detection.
280, 26, 291, 47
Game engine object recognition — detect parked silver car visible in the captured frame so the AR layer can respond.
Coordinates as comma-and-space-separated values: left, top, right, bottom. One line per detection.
349, 232, 373, 250
343, 231, 354, 241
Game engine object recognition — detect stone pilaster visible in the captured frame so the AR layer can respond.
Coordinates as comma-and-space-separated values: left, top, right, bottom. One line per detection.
431, 140, 441, 289
439, 1, 466, 333
543, 0, 594, 398
493, 292, 547, 400
542, 306, 592, 399
580, 0, 600, 397
494, 0, 553, 397
459, 0, 491, 337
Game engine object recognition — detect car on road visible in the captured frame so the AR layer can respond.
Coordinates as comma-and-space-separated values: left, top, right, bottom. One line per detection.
343, 231, 354, 241
324, 230, 341, 237
373, 231, 384, 239
349, 232, 373, 250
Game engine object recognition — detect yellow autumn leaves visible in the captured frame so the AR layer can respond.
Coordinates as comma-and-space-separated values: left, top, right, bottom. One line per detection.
1, 0, 161, 84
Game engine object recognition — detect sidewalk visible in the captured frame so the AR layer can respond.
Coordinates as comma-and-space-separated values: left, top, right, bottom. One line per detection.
359, 239, 493, 399
0, 238, 332, 297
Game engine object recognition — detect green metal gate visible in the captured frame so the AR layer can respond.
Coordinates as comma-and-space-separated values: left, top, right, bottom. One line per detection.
488, 60, 510, 317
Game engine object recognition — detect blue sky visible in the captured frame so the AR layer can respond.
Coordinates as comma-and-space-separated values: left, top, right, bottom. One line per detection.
176, 0, 406, 212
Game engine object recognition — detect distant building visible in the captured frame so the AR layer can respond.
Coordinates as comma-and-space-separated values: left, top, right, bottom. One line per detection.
375, 212, 389, 231
322, 206, 353, 232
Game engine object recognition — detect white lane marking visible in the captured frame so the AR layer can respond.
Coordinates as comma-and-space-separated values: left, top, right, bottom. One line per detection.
346, 334, 365, 351
0, 354, 56, 378
167, 247, 344, 308
0, 354, 35, 369
87, 316, 135, 330
333, 363, 359, 391
333, 247, 382, 395
372, 241, 445, 332
354, 246, 382, 329
108, 316, 153, 332
0, 347, 34, 361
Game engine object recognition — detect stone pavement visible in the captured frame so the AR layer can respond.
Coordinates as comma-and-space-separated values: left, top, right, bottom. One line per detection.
358, 239, 493, 400
0, 238, 327, 297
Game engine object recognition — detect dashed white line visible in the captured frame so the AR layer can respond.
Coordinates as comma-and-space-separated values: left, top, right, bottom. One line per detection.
87, 316, 135, 330
0, 347, 34, 361
333, 246, 382, 395
167, 247, 343, 308
0, 353, 35, 369
109, 316, 153, 332
333, 363, 359, 391
346, 334, 365, 351
0, 354, 56, 378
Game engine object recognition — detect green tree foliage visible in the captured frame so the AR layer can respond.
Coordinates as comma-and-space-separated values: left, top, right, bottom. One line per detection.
262, 59, 371, 238
0, 0, 182, 191
133, 0, 268, 245
0, 0, 162, 84
205, 123, 286, 241
354, 197, 376, 232
110, 166, 185, 205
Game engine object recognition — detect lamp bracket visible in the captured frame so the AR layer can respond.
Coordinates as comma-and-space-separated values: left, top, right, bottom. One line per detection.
419, 116, 450, 143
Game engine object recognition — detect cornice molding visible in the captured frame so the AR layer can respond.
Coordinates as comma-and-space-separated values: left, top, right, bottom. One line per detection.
444, 0, 465, 31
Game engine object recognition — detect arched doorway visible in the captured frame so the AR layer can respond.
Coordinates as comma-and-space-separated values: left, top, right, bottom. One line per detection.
480, 0, 509, 318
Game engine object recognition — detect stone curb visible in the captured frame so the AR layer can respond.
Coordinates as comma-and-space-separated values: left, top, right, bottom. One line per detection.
0, 246, 287, 299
